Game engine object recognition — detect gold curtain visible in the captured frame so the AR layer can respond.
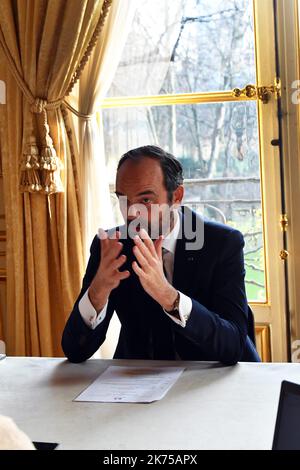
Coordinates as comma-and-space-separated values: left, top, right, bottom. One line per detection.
0, 0, 112, 356
77, 0, 136, 259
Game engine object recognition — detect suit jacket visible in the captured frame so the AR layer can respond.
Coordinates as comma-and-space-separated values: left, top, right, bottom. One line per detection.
62, 206, 260, 365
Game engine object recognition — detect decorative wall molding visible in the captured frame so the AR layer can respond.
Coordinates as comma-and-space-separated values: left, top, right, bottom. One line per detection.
255, 324, 271, 362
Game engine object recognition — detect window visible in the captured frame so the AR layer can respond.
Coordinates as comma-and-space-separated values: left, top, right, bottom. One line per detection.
99, 0, 290, 361
101, 0, 265, 302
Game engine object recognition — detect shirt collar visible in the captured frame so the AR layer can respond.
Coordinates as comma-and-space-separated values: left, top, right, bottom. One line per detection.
162, 210, 180, 255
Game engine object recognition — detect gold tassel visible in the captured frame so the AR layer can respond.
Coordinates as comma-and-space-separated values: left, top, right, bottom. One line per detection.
40, 147, 64, 194
40, 111, 64, 194
20, 135, 42, 193
20, 99, 64, 194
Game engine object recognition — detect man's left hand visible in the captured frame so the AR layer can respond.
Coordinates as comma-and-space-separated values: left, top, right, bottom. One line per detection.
132, 229, 178, 311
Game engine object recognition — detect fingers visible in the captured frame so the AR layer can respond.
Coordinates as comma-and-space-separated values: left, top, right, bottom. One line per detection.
117, 270, 130, 280
108, 251, 129, 283
98, 228, 108, 254
138, 229, 157, 257
133, 244, 149, 268
98, 226, 121, 237
154, 235, 164, 259
106, 241, 123, 264
108, 267, 130, 290
98, 228, 120, 243
112, 254, 127, 271
133, 235, 153, 264
132, 260, 145, 278
98, 227, 123, 260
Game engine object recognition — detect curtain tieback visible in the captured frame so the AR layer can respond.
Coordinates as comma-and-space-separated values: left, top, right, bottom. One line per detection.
20, 97, 64, 194
63, 99, 93, 121
0, 0, 114, 195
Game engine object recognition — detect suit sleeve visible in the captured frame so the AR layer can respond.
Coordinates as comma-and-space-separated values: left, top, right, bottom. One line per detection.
174, 229, 249, 365
61, 235, 115, 363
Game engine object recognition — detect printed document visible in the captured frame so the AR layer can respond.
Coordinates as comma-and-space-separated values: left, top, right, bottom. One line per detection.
74, 366, 185, 403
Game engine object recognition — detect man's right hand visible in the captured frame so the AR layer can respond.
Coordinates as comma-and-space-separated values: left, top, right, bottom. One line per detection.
88, 228, 130, 312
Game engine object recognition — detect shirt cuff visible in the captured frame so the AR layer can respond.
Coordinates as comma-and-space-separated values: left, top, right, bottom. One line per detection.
163, 291, 192, 327
78, 289, 108, 330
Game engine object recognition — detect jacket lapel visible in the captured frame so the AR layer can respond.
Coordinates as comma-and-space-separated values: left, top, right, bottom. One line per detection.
172, 206, 206, 296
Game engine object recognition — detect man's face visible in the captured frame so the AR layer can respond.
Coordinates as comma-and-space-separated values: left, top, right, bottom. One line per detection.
115, 157, 183, 239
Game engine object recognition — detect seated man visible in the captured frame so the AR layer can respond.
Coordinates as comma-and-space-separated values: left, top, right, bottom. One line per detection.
62, 145, 260, 365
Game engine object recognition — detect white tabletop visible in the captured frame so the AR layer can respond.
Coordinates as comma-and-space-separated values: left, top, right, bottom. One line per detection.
1, 357, 300, 450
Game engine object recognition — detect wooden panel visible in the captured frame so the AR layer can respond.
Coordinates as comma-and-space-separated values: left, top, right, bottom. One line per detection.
255, 324, 271, 362
0, 172, 5, 343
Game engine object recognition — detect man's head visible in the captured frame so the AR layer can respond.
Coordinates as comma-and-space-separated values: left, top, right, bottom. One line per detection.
115, 145, 184, 238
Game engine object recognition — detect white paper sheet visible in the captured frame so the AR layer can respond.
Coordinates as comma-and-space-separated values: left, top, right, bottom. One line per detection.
74, 366, 185, 403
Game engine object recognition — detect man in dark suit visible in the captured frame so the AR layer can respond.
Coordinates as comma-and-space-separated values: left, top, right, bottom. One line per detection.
62, 145, 260, 365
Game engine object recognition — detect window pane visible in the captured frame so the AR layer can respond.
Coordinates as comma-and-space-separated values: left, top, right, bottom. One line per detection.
108, 0, 256, 97
102, 101, 266, 302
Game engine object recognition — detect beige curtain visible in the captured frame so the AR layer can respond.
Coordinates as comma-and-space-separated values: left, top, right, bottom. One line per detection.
0, 0, 113, 356
76, 0, 137, 259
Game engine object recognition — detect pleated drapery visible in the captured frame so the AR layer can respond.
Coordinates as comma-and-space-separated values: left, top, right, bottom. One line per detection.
0, 0, 113, 356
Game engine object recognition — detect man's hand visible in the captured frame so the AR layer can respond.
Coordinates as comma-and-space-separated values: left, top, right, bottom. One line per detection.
88, 229, 130, 311
132, 229, 178, 311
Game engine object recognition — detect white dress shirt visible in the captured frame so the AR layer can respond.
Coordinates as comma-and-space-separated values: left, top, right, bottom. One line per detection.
79, 211, 192, 329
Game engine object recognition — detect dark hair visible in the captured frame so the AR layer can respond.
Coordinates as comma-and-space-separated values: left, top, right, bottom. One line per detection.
117, 145, 184, 202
